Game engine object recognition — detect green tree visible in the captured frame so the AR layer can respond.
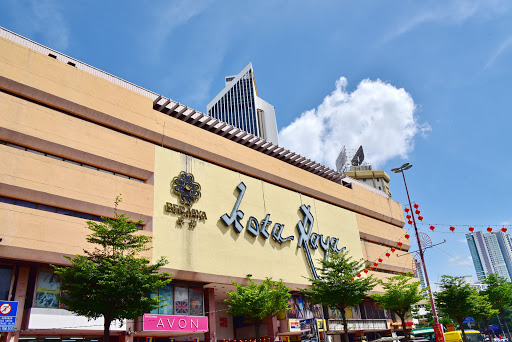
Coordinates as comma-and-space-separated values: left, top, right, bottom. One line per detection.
371, 273, 424, 342
53, 197, 171, 342
483, 273, 512, 341
225, 276, 291, 342
302, 250, 375, 342
471, 291, 498, 340
435, 276, 481, 342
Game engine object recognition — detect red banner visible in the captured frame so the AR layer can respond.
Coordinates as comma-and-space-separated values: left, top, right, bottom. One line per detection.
433, 324, 446, 342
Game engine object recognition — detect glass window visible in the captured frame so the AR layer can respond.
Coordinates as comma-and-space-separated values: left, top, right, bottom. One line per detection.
18, 200, 37, 209
189, 287, 203, 316
57, 208, 75, 217
174, 286, 189, 315
0, 266, 13, 300
76, 212, 93, 220
150, 283, 173, 315
38, 204, 57, 213
34, 270, 62, 308
0, 196, 15, 204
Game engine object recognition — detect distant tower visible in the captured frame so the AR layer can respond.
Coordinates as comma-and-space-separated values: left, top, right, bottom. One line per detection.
466, 231, 512, 281
207, 63, 279, 145
340, 146, 392, 197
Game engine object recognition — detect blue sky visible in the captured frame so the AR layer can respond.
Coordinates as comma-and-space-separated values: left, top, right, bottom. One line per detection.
2, 0, 512, 288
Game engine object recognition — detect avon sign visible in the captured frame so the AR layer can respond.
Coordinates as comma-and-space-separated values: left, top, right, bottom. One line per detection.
143, 314, 208, 332
220, 182, 345, 279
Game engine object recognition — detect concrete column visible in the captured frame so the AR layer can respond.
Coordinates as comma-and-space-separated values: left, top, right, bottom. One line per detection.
204, 288, 216, 342
5, 267, 31, 342
266, 316, 278, 341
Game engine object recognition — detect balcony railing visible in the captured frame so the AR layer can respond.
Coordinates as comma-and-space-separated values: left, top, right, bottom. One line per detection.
328, 319, 388, 332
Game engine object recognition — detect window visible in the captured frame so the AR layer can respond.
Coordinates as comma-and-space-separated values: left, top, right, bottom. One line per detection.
151, 283, 173, 315
0, 266, 13, 300
34, 270, 62, 308
150, 284, 203, 316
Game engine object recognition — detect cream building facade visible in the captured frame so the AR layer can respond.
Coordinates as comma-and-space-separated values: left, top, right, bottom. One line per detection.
0, 28, 413, 342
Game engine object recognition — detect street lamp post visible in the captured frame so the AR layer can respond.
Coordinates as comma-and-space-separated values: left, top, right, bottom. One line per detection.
391, 163, 444, 341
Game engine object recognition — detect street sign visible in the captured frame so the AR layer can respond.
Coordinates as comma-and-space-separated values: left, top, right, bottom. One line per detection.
463, 317, 475, 324
489, 326, 499, 330
0, 301, 18, 332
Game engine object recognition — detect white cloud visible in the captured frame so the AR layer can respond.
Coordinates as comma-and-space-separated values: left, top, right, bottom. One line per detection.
382, 0, 510, 43
484, 36, 512, 70
279, 77, 430, 169
10, 0, 69, 50
148, 0, 215, 59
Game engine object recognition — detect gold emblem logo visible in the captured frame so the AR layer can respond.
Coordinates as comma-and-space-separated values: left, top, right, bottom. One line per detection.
166, 171, 207, 228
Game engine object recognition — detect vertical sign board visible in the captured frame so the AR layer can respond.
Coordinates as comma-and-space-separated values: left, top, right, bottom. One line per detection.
0, 301, 19, 332
433, 324, 446, 342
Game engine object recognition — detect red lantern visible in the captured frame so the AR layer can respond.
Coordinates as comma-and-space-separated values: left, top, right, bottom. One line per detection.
418, 216, 423, 221
487, 227, 493, 232
351, 278, 354, 281
386, 253, 391, 258
364, 269, 368, 274
391, 248, 396, 253
405, 234, 410, 239
469, 227, 474, 232
405, 208, 410, 213
374, 262, 378, 267
502, 227, 508, 233
357, 273, 361, 277
450, 226, 455, 232
369, 266, 373, 270
430, 225, 435, 231
397, 242, 403, 247
378, 258, 383, 263
415, 210, 420, 215
408, 220, 413, 225
414, 204, 419, 209
406, 215, 411, 219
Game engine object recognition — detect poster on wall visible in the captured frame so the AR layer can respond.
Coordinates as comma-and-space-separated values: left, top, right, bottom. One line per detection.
189, 287, 203, 316
300, 318, 318, 342
287, 295, 323, 319
34, 271, 61, 308
160, 284, 174, 315
175, 286, 189, 315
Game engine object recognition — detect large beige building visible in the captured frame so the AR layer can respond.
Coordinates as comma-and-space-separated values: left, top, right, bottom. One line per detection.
0, 28, 413, 342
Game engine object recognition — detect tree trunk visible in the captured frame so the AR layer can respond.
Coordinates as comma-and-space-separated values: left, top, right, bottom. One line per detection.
483, 318, 492, 341
103, 316, 111, 342
255, 321, 261, 342
397, 313, 409, 342
341, 307, 350, 342
457, 318, 467, 342
501, 309, 512, 342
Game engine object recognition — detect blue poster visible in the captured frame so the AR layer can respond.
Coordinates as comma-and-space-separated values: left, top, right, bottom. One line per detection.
0, 301, 18, 332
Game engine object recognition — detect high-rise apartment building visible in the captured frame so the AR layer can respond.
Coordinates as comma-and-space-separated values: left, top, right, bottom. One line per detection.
466, 231, 512, 281
207, 63, 279, 145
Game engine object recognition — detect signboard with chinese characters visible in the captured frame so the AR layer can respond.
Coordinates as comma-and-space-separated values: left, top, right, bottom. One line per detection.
153, 147, 364, 285
0, 301, 18, 332
165, 171, 207, 228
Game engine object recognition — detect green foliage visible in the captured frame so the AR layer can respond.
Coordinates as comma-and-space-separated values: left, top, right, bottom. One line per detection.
371, 273, 424, 318
435, 275, 482, 342
303, 250, 375, 311
483, 274, 512, 341
225, 277, 291, 323
471, 292, 498, 321
483, 274, 512, 312
303, 250, 375, 342
371, 273, 424, 342
53, 196, 171, 339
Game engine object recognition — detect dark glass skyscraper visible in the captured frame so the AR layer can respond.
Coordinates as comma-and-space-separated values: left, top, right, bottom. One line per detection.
207, 63, 278, 145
